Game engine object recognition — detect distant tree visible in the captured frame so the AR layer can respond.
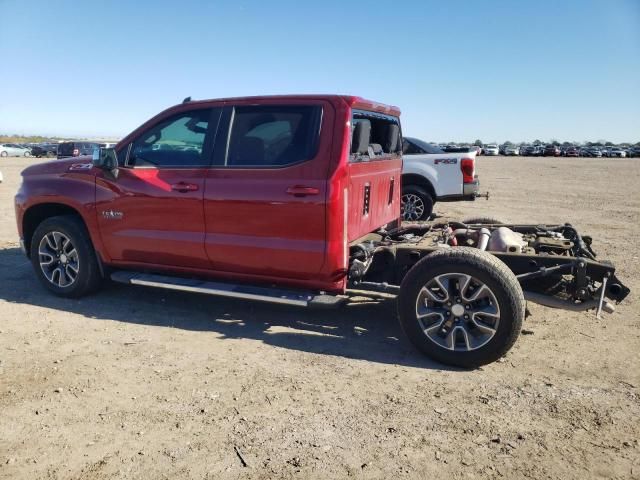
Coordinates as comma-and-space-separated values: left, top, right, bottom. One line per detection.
562, 141, 571, 147
473, 139, 483, 147
605, 141, 614, 146
503, 140, 513, 146
533, 139, 542, 145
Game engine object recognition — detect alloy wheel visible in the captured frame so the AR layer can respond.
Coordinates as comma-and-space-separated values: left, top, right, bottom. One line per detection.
38, 231, 80, 287
401, 193, 425, 221
415, 273, 500, 351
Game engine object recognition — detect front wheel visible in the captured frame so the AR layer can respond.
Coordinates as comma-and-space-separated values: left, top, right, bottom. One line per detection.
397, 247, 525, 368
401, 185, 434, 221
30, 215, 102, 298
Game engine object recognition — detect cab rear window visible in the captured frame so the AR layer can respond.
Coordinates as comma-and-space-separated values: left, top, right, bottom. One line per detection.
350, 110, 401, 162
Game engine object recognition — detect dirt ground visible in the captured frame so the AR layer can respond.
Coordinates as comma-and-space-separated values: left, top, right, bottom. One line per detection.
0, 155, 638, 479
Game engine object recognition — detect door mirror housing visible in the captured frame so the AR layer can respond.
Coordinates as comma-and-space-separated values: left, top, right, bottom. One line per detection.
92, 147, 119, 175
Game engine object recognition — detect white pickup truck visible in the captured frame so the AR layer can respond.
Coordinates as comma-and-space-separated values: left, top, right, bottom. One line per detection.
401, 137, 487, 221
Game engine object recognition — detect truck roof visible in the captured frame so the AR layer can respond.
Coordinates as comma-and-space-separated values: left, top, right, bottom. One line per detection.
179, 94, 401, 117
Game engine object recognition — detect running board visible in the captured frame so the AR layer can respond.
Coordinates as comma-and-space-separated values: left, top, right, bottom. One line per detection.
110, 271, 346, 308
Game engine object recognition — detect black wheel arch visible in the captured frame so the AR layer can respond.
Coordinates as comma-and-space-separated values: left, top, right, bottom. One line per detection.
23, 203, 91, 258
401, 174, 436, 200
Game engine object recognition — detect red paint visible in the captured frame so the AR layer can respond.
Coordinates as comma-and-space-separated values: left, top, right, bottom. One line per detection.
15, 95, 402, 294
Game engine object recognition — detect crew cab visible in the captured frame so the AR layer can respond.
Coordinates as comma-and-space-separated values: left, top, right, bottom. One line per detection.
401, 137, 486, 221
15, 95, 629, 368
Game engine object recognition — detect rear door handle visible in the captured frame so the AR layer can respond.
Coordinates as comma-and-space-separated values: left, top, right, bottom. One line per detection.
171, 182, 199, 192
286, 185, 320, 197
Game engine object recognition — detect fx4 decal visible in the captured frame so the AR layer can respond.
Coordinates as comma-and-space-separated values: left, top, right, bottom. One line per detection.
434, 158, 458, 165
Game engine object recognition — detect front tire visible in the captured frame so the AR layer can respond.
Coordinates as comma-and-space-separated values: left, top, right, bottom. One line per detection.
401, 185, 434, 221
397, 247, 525, 368
30, 215, 102, 298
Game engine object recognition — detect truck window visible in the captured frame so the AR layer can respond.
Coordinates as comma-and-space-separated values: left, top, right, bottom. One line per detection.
129, 109, 212, 167
350, 110, 401, 162
403, 137, 445, 155
226, 105, 322, 167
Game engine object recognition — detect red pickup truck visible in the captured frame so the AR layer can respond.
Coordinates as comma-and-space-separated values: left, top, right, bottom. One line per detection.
15, 95, 628, 367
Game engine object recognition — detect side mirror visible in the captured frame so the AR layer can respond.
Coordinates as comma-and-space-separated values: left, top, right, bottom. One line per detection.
92, 147, 119, 175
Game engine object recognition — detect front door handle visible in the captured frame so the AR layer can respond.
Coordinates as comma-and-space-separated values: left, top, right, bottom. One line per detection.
171, 182, 199, 192
286, 185, 320, 197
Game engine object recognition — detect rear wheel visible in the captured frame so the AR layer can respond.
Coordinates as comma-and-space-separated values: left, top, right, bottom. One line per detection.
0, 151, 7, 157
30, 215, 102, 298
397, 247, 525, 368
401, 185, 434, 221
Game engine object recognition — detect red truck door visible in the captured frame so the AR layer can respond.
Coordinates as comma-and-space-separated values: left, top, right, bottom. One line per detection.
95, 108, 220, 269
203, 102, 334, 281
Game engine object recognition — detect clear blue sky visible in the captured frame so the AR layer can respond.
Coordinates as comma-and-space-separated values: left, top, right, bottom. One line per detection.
1, 0, 638, 143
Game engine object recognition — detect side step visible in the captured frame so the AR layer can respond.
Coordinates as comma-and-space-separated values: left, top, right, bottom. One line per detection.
110, 271, 346, 308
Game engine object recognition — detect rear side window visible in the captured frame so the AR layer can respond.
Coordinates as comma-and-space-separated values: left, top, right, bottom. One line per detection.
350, 110, 401, 162
226, 105, 322, 167
129, 109, 211, 167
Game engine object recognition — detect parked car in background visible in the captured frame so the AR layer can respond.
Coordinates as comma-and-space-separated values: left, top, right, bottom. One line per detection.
30, 143, 59, 158
583, 147, 603, 157
504, 145, 520, 156
563, 146, 579, 157
608, 147, 626, 158
57, 142, 102, 159
626, 146, 640, 158
484, 144, 499, 155
520, 145, 535, 156
1, 143, 31, 157
529, 146, 544, 156
543, 145, 561, 156
401, 137, 484, 220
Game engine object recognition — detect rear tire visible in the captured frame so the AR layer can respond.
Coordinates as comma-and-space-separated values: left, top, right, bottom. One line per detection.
397, 247, 525, 368
401, 185, 434, 221
30, 215, 102, 298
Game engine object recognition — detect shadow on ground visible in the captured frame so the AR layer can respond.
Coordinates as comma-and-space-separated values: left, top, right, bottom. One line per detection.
0, 247, 454, 370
